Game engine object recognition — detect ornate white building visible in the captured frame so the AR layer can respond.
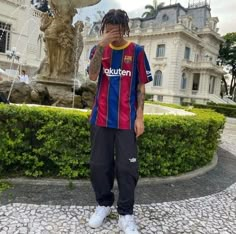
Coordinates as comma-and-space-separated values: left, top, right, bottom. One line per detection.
80, 2, 225, 104
0, 0, 43, 77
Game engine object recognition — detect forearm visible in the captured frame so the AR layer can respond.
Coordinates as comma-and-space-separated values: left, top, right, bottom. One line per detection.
89, 44, 104, 81
136, 83, 145, 119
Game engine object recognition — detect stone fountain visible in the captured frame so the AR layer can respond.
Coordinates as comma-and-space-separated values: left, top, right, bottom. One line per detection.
36, 0, 100, 107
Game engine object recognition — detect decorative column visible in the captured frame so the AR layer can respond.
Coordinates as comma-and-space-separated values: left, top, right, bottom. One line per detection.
198, 72, 210, 98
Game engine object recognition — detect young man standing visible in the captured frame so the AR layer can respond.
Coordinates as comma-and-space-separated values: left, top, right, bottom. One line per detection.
88, 9, 153, 234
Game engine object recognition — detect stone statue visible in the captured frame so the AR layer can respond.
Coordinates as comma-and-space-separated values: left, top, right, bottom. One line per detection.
57, 21, 75, 75
36, 0, 100, 108
74, 20, 84, 73
38, 0, 100, 80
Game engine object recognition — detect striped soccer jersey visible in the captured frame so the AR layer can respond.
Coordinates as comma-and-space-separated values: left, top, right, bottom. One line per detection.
90, 42, 153, 129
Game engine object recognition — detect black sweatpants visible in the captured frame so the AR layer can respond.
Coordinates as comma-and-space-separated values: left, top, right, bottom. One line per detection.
90, 125, 139, 215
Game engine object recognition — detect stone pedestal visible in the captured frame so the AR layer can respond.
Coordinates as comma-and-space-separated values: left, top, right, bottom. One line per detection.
37, 78, 73, 100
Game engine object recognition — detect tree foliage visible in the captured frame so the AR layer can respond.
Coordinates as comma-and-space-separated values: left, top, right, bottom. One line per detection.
219, 32, 236, 98
142, 0, 165, 19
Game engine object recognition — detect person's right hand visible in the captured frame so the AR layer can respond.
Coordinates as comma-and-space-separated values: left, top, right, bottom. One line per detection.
99, 29, 122, 47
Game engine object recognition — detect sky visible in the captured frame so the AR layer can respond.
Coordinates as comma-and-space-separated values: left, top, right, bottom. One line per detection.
75, 0, 236, 35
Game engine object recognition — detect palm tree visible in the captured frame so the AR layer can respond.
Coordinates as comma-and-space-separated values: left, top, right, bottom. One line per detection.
142, 0, 165, 18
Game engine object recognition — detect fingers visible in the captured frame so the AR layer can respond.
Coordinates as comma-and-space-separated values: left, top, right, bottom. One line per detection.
106, 30, 122, 40
135, 126, 144, 138
109, 30, 121, 37
100, 28, 123, 46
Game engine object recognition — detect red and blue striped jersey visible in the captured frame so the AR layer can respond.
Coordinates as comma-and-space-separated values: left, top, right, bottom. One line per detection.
90, 42, 153, 129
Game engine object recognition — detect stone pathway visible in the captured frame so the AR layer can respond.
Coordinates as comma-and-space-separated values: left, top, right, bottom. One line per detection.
0, 184, 236, 233
220, 117, 236, 157
0, 118, 236, 234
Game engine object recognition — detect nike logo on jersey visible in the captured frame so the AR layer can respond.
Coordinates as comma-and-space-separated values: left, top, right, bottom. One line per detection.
102, 57, 110, 61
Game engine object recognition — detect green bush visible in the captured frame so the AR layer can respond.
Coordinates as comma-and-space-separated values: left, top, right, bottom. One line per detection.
0, 104, 91, 178
139, 108, 225, 176
194, 103, 236, 118
207, 102, 236, 108
0, 104, 225, 178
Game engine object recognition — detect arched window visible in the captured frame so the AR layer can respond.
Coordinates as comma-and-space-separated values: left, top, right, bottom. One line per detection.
181, 73, 187, 89
162, 14, 169, 22
154, 70, 162, 86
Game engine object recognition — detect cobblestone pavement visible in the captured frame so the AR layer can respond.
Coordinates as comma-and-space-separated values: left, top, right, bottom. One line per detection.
0, 183, 236, 234
0, 118, 236, 234
220, 118, 236, 157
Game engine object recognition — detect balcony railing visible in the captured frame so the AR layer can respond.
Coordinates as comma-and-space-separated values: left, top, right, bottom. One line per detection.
31, 8, 42, 18
86, 24, 188, 41
182, 60, 224, 74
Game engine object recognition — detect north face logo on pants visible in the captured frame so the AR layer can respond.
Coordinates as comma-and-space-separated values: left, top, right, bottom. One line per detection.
129, 158, 137, 163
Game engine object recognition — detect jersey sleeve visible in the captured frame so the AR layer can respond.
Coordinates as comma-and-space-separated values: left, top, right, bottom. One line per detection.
89, 45, 97, 60
137, 49, 153, 84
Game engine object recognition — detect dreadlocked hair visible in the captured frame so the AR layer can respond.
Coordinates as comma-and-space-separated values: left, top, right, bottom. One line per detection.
100, 9, 130, 36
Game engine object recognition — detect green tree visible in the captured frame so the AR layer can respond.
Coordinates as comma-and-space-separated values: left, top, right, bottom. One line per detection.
142, 0, 165, 19
218, 32, 236, 100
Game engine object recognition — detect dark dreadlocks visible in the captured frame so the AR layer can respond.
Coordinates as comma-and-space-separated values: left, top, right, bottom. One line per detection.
100, 9, 130, 36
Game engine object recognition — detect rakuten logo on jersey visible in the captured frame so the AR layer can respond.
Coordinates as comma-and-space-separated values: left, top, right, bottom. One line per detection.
103, 68, 131, 77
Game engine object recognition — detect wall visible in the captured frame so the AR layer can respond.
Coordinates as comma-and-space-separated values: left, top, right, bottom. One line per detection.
0, 0, 43, 76
187, 6, 211, 29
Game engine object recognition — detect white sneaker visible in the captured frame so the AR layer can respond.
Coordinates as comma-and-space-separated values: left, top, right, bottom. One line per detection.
88, 206, 111, 228
118, 215, 140, 234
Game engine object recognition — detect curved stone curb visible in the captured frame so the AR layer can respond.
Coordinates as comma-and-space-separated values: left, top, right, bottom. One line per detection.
140, 152, 218, 185
1, 153, 218, 186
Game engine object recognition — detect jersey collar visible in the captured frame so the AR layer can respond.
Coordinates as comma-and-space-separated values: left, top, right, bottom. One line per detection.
109, 41, 131, 50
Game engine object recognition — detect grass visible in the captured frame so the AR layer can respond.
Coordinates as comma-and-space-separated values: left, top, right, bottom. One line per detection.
0, 181, 12, 194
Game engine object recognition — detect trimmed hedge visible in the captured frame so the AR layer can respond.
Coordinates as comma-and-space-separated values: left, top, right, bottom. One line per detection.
194, 103, 236, 118
0, 104, 225, 178
209, 103, 236, 108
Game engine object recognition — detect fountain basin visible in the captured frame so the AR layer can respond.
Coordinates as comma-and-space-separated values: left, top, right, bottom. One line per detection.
12, 103, 194, 116
49, 0, 101, 10
144, 104, 195, 116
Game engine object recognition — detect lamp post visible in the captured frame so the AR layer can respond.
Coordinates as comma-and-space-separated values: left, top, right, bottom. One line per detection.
6, 47, 21, 101
6, 47, 21, 63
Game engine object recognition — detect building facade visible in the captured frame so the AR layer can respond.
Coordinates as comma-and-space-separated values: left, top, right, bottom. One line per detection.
0, 0, 43, 77
81, 2, 225, 104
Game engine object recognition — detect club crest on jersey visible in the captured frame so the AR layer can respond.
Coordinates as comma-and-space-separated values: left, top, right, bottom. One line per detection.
124, 55, 133, 64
